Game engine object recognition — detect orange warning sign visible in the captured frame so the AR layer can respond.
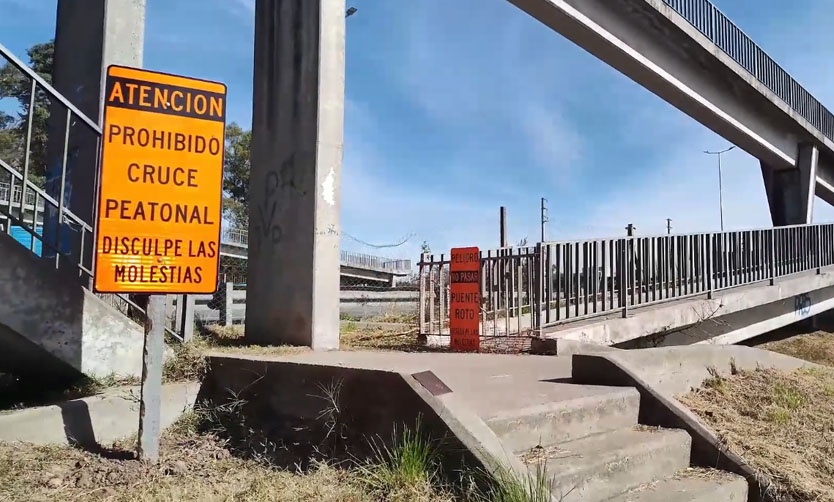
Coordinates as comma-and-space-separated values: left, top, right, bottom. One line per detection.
449, 247, 480, 352
93, 65, 226, 294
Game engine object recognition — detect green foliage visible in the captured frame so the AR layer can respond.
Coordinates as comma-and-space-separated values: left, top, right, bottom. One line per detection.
0, 40, 53, 186
223, 122, 251, 228
357, 417, 445, 500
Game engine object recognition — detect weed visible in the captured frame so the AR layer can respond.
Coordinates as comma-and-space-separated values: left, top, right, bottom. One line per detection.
474, 462, 553, 502
357, 416, 450, 500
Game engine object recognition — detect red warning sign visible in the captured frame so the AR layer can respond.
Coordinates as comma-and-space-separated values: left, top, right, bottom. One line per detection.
449, 247, 480, 352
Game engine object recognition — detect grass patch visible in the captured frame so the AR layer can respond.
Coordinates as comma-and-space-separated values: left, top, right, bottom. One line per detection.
357, 418, 453, 501
760, 330, 834, 367
680, 366, 834, 501
474, 463, 552, 502
0, 403, 549, 502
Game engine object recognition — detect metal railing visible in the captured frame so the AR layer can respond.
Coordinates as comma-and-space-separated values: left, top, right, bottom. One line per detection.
0, 42, 183, 341
0, 181, 43, 210
222, 226, 248, 247
221, 226, 412, 274
418, 223, 834, 340
340, 250, 412, 274
662, 0, 834, 141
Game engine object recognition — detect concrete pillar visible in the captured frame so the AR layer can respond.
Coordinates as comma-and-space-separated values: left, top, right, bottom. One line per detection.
245, 0, 345, 350
760, 142, 818, 226
43, 0, 145, 278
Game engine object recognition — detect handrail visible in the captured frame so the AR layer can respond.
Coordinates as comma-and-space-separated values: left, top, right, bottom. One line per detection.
0, 158, 92, 232
0, 42, 101, 133
661, 0, 834, 142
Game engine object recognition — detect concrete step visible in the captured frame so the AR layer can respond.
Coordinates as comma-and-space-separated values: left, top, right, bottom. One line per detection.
520, 427, 691, 502
606, 468, 748, 501
486, 387, 640, 452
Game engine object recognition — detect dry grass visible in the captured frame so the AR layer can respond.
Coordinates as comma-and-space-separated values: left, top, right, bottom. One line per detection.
340, 321, 426, 352
0, 426, 369, 501
760, 330, 834, 367
0, 409, 462, 502
0, 406, 542, 502
680, 366, 834, 502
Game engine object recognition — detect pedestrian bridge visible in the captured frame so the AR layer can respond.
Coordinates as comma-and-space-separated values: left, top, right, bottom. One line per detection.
218, 227, 412, 286
418, 222, 834, 350
513, 0, 834, 225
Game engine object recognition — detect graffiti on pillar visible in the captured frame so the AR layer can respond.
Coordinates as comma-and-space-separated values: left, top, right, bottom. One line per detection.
251, 170, 284, 250
795, 293, 812, 317
251, 151, 313, 251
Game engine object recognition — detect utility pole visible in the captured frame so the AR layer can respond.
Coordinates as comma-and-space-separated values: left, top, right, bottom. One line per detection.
666, 218, 672, 235
626, 223, 636, 237
540, 197, 549, 243
499, 206, 508, 248
704, 145, 735, 232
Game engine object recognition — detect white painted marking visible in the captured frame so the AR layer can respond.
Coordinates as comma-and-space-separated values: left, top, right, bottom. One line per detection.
322, 167, 335, 206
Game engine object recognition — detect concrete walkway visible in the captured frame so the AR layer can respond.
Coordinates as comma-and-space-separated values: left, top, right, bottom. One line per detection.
0, 382, 199, 446
221, 349, 750, 501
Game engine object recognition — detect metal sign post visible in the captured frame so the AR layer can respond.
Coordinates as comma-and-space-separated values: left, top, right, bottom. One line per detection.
93, 65, 227, 461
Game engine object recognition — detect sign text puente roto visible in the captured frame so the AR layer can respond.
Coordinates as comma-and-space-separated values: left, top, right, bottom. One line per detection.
46, 0, 834, 350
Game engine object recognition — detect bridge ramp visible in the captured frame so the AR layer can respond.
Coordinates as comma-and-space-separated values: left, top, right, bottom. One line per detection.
539, 266, 834, 349
0, 232, 144, 378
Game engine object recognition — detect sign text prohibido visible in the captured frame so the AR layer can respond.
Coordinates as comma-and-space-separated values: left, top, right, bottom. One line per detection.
449, 247, 480, 352
93, 65, 226, 295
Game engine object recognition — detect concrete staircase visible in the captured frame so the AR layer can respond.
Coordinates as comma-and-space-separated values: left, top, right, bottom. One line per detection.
483, 385, 747, 501
0, 231, 145, 378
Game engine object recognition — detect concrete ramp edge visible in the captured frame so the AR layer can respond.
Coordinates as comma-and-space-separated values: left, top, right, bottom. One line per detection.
569, 345, 814, 502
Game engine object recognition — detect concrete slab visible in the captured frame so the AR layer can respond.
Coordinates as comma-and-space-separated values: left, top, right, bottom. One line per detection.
198, 354, 530, 485
607, 471, 748, 502
574, 344, 813, 397
0, 382, 199, 446
212, 350, 632, 419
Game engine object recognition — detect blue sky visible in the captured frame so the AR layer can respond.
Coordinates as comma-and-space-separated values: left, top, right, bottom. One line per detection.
3, 0, 834, 262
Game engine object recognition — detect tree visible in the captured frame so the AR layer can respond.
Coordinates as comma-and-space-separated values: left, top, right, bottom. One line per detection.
0, 40, 54, 186
222, 122, 251, 228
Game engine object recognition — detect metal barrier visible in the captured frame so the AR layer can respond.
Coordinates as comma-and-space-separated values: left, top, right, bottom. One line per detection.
0, 42, 183, 341
221, 227, 413, 274
662, 0, 834, 141
418, 223, 834, 340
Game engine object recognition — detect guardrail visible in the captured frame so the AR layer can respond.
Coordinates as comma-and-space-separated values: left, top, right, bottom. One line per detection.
418, 222, 834, 338
662, 0, 834, 141
176, 283, 419, 327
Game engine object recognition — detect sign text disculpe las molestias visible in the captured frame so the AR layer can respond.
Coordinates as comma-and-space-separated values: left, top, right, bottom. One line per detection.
94, 66, 226, 295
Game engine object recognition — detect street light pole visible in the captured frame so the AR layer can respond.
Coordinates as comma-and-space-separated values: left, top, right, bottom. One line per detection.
703, 145, 735, 232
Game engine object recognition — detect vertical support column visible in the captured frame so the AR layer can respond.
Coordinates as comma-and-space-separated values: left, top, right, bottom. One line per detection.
177, 295, 195, 343
44, 0, 146, 279
760, 143, 818, 227
246, 0, 345, 349
219, 282, 234, 327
